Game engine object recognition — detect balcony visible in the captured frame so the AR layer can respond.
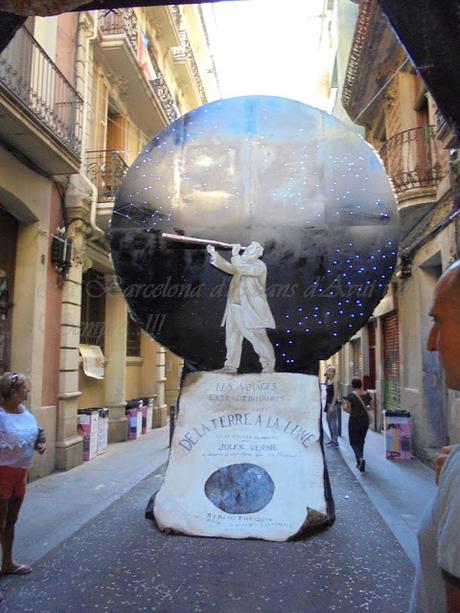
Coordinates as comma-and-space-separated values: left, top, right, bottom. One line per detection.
86, 149, 128, 230
435, 108, 459, 149
86, 149, 128, 202
148, 48, 178, 124
147, 5, 181, 48
379, 126, 444, 204
99, 9, 138, 54
171, 29, 207, 108
0, 26, 82, 174
97, 10, 177, 136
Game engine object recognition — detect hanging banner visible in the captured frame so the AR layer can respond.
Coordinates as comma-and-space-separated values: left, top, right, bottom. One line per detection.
79, 344, 105, 380
138, 26, 157, 83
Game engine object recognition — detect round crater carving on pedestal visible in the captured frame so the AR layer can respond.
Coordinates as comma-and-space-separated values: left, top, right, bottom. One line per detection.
204, 463, 275, 514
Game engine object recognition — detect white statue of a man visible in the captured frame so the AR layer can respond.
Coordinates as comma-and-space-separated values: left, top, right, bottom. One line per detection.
207, 241, 276, 374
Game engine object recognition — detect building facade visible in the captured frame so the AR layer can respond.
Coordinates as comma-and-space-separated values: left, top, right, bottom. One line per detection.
0, 6, 219, 478
331, 0, 460, 461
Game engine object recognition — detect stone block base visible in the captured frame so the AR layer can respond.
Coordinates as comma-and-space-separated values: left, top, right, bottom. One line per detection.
55, 436, 84, 471
153, 372, 334, 541
108, 417, 129, 443
29, 405, 57, 479
152, 405, 168, 428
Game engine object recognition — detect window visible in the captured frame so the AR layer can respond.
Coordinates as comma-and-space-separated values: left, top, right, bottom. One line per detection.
80, 269, 106, 349
126, 313, 141, 357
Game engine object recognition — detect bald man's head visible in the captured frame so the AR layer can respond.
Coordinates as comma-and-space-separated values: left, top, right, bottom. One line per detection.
435, 260, 460, 317
428, 260, 460, 390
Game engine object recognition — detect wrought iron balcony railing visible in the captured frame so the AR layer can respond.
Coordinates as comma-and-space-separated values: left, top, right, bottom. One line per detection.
99, 9, 139, 56
379, 125, 444, 194
0, 26, 83, 156
99, 9, 178, 124
148, 51, 178, 123
171, 29, 207, 105
435, 108, 444, 134
86, 150, 128, 201
435, 108, 459, 149
168, 5, 182, 29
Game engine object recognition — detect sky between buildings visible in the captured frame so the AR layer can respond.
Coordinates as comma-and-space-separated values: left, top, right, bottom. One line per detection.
202, 0, 335, 111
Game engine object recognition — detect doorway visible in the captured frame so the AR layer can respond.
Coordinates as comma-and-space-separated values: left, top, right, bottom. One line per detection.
0, 205, 18, 373
420, 255, 447, 447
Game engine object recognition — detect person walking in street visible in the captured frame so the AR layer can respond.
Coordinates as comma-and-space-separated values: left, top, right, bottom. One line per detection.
409, 260, 460, 613
0, 372, 46, 602
324, 365, 340, 448
343, 377, 373, 472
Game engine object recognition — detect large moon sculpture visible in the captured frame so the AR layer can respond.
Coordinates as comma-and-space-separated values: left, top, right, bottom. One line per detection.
109, 96, 399, 373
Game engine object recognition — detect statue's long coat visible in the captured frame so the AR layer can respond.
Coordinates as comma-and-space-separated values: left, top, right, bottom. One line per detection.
211, 252, 275, 329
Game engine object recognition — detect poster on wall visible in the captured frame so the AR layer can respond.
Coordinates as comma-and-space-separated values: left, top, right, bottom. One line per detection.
79, 344, 105, 380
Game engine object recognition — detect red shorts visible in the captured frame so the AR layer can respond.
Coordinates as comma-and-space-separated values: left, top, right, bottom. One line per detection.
0, 466, 27, 499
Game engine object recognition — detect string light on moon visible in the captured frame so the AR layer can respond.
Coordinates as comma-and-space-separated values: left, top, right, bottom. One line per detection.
109, 96, 399, 373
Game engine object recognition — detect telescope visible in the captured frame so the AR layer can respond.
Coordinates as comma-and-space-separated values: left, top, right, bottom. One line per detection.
162, 232, 246, 250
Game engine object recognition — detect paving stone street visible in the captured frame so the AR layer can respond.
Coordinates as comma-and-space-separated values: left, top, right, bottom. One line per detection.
0, 423, 433, 613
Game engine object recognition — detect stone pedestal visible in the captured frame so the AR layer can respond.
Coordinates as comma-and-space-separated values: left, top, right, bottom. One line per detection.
56, 222, 87, 471
154, 372, 334, 541
104, 275, 128, 442
106, 403, 129, 442
155, 344, 168, 418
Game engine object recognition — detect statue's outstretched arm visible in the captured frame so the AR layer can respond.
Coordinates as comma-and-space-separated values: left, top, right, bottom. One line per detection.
207, 246, 234, 275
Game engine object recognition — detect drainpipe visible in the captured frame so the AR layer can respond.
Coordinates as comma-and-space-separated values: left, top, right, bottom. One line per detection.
85, 174, 104, 241
78, 10, 104, 241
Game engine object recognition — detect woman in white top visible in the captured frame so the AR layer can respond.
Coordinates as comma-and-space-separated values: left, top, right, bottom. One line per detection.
0, 372, 45, 593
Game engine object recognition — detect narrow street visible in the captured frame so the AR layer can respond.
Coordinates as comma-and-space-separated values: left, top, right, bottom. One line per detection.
0, 423, 435, 613
0, 2, 458, 611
